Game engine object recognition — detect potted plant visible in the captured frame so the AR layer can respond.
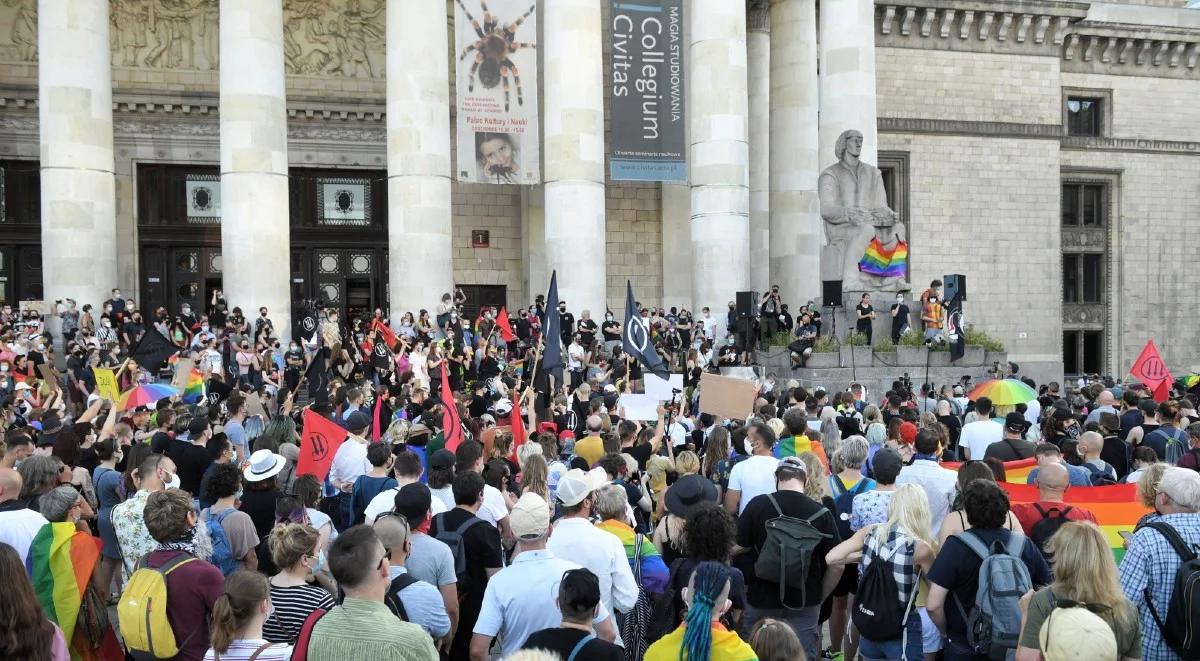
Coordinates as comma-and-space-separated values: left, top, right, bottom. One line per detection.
896, 329, 926, 365
840, 331, 872, 367
873, 337, 896, 354
806, 334, 841, 368
965, 327, 1007, 367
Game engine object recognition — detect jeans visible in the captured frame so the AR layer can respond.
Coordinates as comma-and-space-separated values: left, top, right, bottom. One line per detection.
858, 610, 923, 661
743, 604, 821, 661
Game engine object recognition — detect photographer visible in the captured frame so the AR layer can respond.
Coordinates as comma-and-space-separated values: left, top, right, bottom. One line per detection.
760, 285, 782, 345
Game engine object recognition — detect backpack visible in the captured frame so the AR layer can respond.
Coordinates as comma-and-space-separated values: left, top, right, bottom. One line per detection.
431, 512, 486, 585
645, 558, 688, 642
1028, 504, 1074, 559
206, 508, 241, 576
117, 553, 198, 660
1083, 462, 1117, 486
289, 607, 329, 661
1151, 427, 1189, 465
1142, 521, 1200, 658
950, 531, 1033, 660
618, 533, 653, 661
852, 532, 919, 642
383, 572, 419, 621
752, 494, 832, 610
836, 409, 863, 438
832, 477, 871, 540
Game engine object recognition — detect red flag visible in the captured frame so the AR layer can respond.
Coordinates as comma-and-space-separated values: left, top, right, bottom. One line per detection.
440, 366, 465, 452
297, 409, 348, 481
1131, 340, 1173, 403
371, 395, 384, 442
495, 307, 516, 342
510, 391, 527, 463
372, 318, 399, 350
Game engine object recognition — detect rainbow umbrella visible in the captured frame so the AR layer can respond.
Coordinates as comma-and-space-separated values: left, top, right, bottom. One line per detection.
116, 383, 179, 411
968, 378, 1037, 406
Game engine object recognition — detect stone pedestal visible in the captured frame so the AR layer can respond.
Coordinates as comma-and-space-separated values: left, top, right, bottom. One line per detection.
219, 0, 291, 338
690, 0, 750, 315
769, 0, 821, 307
747, 7, 771, 294
38, 0, 118, 306
545, 0, 606, 315
387, 0, 453, 323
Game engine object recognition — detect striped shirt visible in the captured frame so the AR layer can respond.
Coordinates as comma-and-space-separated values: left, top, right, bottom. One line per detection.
203, 639, 292, 661
262, 582, 337, 645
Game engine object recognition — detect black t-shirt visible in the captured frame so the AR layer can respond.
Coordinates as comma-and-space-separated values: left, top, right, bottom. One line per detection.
1100, 434, 1131, 479
927, 528, 1051, 640
735, 490, 841, 609
627, 442, 654, 472
523, 627, 623, 661
890, 303, 910, 335
601, 320, 620, 341
578, 319, 598, 346
855, 304, 873, 331
284, 349, 304, 371
240, 487, 282, 573
77, 446, 99, 475
166, 438, 213, 495
431, 508, 503, 605
559, 311, 575, 339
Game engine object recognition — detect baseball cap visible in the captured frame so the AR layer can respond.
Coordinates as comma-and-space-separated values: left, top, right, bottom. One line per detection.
429, 449, 456, 471
1038, 606, 1117, 661
1004, 412, 1029, 434
344, 410, 371, 432
188, 416, 211, 437
871, 448, 904, 483
509, 492, 551, 540
556, 467, 608, 507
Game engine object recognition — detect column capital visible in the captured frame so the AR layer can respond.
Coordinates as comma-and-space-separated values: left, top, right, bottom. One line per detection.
748, 2, 771, 32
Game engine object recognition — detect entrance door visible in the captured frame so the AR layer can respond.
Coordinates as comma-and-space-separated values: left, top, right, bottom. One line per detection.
169, 247, 223, 316
0, 246, 44, 304
310, 249, 383, 320
456, 285, 508, 321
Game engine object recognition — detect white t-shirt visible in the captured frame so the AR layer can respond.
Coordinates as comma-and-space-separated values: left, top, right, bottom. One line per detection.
430, 485, 455, 512
363, 485, 449, 524
568, 343, 585, 370
959, 419, 1003, 460
728, 454, 781, 515
328, 438, 370, 489
477, 484, 510, 527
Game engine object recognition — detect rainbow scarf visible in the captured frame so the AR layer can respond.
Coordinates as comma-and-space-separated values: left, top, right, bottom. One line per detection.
644, 622, 758, 661
858, 237, 908, 278
27, 523, 122, 660
596, 518, 670, 594
182, 368, 205, 404
943, 458, 1149, 563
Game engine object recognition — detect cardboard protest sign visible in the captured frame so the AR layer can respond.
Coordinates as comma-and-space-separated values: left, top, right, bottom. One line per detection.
92, 368, 120, 402
698, 372, 757, 421
171, 358, 196, 389
36, 364, 60, 392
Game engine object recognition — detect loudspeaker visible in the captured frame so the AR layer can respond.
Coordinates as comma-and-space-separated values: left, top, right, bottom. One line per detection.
944, 274, 967, 302
736, 291, 757, 317
822, 280, 843, 308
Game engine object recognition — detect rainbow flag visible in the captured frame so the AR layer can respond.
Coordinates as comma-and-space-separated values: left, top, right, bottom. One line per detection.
27, 523, 122, 660
775, 435, 829, 470
596, 518, 670, 594
944, 457, 1038, 484
858, 237, 908, 278
182, 368, 205, 404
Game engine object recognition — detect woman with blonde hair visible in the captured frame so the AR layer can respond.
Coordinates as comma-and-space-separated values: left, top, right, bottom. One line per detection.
798, 452, 828, 500
519, 453, 549, 502
748, 619, 807, 661
1015, 520, 1142, 661
262, 523, 336, 644
206, 570, 293, 659
1134, 462, 1169, 528
826, 484, 938, 661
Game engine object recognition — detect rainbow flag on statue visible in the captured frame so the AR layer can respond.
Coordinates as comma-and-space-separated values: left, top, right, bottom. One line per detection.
944, 458, 1149, 563
182, 368, 206, 404
858, 237, 909, 278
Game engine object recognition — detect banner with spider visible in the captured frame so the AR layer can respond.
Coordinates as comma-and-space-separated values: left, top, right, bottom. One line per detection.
455, 0, 542, 185
608, 0, 687, 182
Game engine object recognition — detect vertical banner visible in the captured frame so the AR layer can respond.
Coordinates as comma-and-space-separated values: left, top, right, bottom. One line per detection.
944, 274, 965, 362
455, 0, 542, 185
608, 0, 686, 182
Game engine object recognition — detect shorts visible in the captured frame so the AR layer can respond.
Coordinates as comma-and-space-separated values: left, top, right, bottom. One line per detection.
859, 610, 923, 661
917, 607, 944, 653
831, 563, 859, 597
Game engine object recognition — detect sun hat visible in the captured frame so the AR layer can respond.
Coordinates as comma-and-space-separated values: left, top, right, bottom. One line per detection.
243, 449, 286, 482
664, 474, 718, 518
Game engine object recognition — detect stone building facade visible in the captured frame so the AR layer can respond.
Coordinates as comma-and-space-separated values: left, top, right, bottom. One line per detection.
0, 0, 1197, 385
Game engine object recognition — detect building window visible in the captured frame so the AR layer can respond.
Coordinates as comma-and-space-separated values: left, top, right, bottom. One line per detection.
1066, 97, 1102, 136
1061, 184, 1104, 227
1061, 177, 1112, 377
1063, 330, 1104, 376
1062, 253, 1104, 304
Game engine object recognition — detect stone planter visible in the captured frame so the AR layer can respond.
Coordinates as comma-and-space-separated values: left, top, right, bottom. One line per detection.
840, 345, 873, 367
806, 351, 841, 368
897, 345, 927, 366
928, 349, 952, 367
985, 350, 1007, 369
956, 345, 985, 366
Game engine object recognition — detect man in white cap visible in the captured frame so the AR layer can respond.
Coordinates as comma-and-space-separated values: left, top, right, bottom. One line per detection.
548, 468, 637, 641
470, 492, 617, 660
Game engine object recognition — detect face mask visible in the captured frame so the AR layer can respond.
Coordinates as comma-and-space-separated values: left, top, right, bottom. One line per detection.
235, 487, 244, 501
261, 312, 268, 317
35, 344, 44, 352
201, 324, 209, 332
310, 549, 326, 573
163, 470, 181, 490
606, 315, 613, 321
102, 320, 111, 327
1, 365, 7, 372
290, 344, 299, 351
113, 451, 124, 465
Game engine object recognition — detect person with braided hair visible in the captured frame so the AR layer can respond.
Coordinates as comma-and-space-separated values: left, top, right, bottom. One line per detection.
644, 561, 757, 661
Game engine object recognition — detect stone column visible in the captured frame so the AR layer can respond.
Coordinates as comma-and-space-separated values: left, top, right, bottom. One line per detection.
747, 5, 770, 294
387, 0, 452, 324
38, 0, 117, 306
219, 0, 291, 338
769, 0, 821, 305
819, 0, 879, 166
689, 0, 750, 315
522, 185, 547, 304
544, 0, 606, 315
660, 183, 692, 311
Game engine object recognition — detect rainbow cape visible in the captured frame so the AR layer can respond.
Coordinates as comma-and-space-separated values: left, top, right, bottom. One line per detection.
596, 519, 670, 594
182, 368, 205, 404
858, 237, 908, 278
27, 522, 123, 660
944, 458, 1149, 563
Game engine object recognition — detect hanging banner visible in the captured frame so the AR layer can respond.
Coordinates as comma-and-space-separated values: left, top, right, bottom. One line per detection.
608, 0, 686, 182
455, 0, 542, 185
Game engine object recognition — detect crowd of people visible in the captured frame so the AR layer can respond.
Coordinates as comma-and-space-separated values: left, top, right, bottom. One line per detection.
0, 290, 1199, 661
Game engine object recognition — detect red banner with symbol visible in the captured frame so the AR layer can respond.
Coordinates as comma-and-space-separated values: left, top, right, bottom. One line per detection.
1130, 340, 1173, 402
297, 408, 348, 481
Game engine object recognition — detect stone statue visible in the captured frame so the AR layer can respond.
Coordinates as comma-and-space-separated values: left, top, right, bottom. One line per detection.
818, 129, 908, 292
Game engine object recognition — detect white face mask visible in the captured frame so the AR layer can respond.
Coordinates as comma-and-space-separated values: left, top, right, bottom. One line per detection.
162, 470, 181, 490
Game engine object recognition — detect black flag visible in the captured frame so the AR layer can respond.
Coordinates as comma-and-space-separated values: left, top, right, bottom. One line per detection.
127, 328, 178, 371
945, 274, 966, 362
205, 378, 233, 406
305, 347, 329, 403
541, 271, 564, 384
623, 281, 669, 379
370, 340, 392, 372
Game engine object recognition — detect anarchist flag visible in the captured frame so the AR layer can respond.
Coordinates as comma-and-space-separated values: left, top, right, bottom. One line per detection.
127, 327, 178, 371
1131, 340, 1173, 402
297, 408, 348, 481
370, 340, 392, 373
372, 318, 399, 350
304, 347, 329, 403
204, 378, 233, 406
623, 280, 668, 379
541, 271, 564, 384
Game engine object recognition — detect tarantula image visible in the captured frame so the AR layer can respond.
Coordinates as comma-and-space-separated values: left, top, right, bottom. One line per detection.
457, 0, 536, 112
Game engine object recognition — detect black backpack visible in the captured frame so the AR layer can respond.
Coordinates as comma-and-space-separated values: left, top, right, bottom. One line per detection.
430, 512, 486, 586
852, 533, 918, 642
645, 558, 688, 642
1083, 462, 1117, 486
383, 572, 419, 621
832, 477, 871, 540
1029, 504, 1074, 559
1142, 522, 1200, 658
